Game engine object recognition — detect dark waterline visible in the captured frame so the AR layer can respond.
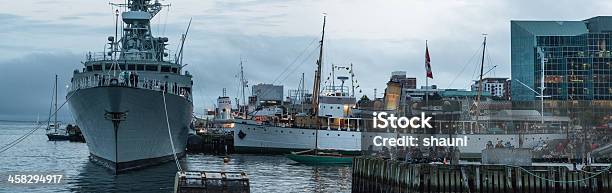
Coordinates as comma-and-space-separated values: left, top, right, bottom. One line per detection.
0, 122, 351, 193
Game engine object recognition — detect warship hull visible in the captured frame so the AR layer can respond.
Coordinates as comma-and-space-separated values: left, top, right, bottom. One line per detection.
68, 86, 191, 173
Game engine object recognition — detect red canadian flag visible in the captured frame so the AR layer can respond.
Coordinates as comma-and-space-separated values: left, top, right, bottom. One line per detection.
425, 42, 433, 79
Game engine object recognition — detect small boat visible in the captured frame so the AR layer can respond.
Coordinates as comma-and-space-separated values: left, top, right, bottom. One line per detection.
67, 124, 86, 142
287, 150, 353, 165
47, 132, 70, 141
46, 75, 70, 141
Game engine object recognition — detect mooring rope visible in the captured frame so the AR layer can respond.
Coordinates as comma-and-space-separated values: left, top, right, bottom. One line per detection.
0, 91, 77, 154
511, 163, 612, 183
162, 90, 182, 171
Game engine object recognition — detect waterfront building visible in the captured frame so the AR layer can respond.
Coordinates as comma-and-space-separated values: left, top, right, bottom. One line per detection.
252, 83, 284, 106
471, 77, 511, 100
511, 16, 612, 101
511, 16, 612, 121
390, 71, 417, 89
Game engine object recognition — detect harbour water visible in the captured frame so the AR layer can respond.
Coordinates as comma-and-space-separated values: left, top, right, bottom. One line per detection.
0, 121, 351, 193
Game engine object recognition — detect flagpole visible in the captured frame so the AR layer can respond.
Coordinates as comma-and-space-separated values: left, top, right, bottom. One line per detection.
425, 71, 428, 108
425, 40, 428, 108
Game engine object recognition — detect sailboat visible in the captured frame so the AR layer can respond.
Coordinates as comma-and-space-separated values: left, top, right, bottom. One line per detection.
46, 75, 70, 141
285, 15, 353, 165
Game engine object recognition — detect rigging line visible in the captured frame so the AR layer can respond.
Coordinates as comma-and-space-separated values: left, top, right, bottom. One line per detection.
447, 43, 483, 88
248, 35, 320, 109
0, 91, 77, 154
46, 78, 55, 130
470, 43, 486, 86
0, 90, 75, 152
270, 33, 321, 85
486, 50, 497, 78
510, 164, 611, 183
247, 44, 318, 116
162, 90, 182, 171
248, 45, 320, 116
277, 45, 320, 85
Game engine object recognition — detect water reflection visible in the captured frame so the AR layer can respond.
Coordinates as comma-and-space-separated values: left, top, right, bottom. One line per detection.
69, 161, 178, 193
1, 122, 351, 193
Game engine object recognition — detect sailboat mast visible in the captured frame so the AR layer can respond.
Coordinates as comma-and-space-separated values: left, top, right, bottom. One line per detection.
54, 74, 58, 132
312, 16, 325, 117
240, 60, 247, 117
301, 72, 305, 113
475, 35, 487, 131
312, 15, 326, 152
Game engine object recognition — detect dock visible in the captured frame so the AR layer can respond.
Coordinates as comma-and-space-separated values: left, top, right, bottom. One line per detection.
187, 130, 234, 154
352, 157, 612, 193
174, 171, 249, 193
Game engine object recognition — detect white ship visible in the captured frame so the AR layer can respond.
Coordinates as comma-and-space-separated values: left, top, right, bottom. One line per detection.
233, 19, 569, 157
68, 0, 193, 173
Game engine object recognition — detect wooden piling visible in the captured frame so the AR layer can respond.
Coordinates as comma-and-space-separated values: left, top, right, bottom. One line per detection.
352, 157, 612, 193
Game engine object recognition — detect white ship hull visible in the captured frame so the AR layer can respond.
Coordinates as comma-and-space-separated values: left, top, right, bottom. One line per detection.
68, 86, 192, 173
233, 120, 362, 154
233, 119, 566, 156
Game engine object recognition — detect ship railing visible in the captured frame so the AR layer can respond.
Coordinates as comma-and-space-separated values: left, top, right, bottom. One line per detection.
84, 52, 109, 62
84, 51, 178, 64
70, 74, 192, 101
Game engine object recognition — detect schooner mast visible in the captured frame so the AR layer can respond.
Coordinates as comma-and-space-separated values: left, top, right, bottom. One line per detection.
474, 35, 487, 133
311, 15, 326, 153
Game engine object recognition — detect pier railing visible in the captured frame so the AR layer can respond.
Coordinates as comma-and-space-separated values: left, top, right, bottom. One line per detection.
352, 157, 612, 193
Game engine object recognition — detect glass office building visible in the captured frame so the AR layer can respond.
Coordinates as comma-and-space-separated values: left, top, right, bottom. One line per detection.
511, 16, 612, 101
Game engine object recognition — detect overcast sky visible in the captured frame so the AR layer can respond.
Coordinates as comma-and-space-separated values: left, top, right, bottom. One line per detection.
1, 0, 611, 121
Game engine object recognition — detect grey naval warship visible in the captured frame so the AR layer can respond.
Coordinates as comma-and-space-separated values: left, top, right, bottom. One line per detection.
68, 0, 193, 173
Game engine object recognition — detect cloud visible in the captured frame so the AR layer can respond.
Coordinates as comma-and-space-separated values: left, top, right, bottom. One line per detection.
2, 0, 612, 119
0, 52, 80, 121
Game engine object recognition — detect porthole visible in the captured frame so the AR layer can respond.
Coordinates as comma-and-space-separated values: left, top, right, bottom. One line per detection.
337, 134, 340, 136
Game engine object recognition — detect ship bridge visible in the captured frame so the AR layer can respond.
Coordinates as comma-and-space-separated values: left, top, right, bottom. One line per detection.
70, 0, 192, 102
